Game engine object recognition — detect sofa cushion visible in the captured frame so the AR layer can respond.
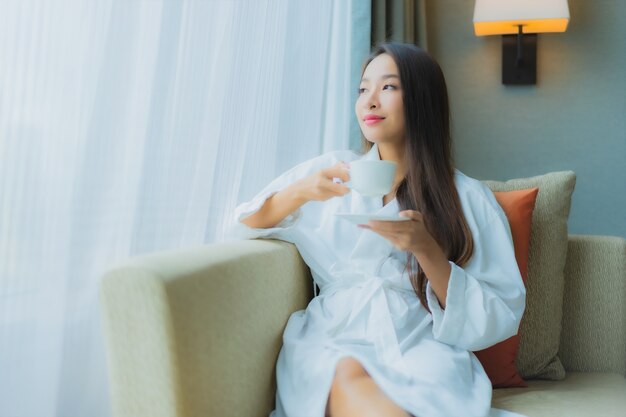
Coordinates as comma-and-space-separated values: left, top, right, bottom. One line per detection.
492, 372, 626, 417
474, 188, 539, 388
483, 171, 576, 380
560, 235, 626, 375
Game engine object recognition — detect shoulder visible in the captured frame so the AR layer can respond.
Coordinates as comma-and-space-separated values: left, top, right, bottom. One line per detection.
453, 169, 507, 232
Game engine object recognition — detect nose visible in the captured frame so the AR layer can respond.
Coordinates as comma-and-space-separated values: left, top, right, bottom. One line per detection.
363, 89, 379, 110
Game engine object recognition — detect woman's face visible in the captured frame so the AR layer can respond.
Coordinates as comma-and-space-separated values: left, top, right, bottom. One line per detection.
355, 53, 405, 147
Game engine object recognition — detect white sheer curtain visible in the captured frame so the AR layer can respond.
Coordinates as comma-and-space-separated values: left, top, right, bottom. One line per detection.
0, 1, 370, 416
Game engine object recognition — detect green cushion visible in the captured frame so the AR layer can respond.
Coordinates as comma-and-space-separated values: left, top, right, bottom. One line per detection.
483, 171, 576, 380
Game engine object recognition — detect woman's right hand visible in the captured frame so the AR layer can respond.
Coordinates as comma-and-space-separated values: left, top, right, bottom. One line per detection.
294, 161, 351, 202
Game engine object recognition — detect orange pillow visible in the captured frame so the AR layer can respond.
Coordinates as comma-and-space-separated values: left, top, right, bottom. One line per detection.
473, 187, 539, 388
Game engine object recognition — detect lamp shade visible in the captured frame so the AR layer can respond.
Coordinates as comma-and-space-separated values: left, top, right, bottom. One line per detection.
473, 0, 570, 36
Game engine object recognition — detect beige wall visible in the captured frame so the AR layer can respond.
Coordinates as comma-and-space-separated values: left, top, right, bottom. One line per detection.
426, 0, 626, 237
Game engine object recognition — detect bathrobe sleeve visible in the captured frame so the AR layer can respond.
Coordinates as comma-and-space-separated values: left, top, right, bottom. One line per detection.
226, 152, 341, 240
425, 209, 526, 352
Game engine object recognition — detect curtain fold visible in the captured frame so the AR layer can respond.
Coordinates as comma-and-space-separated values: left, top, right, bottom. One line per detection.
371, 0, 429, 50
0, 1, 370, 416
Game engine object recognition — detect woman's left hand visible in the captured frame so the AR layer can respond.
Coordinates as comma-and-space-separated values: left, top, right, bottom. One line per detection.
361, 210, 452, 306
358, 210, 436, 255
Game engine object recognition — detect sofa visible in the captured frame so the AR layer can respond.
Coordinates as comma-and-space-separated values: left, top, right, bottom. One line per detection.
100, 234, 626, 417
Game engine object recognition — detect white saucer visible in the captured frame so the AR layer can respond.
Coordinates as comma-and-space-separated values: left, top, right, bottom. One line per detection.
335, 213, 410, 224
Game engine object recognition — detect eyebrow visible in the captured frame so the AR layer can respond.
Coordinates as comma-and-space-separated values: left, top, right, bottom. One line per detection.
360, 74, 400, 83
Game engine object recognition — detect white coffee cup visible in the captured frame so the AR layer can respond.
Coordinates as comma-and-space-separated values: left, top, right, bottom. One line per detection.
345, 160, 396, 197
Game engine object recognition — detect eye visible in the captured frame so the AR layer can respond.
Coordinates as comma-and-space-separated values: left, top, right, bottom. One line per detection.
358, 85, 397, 94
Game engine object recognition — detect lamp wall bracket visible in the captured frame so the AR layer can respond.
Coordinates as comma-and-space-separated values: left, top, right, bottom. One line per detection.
502, 25, 537, 85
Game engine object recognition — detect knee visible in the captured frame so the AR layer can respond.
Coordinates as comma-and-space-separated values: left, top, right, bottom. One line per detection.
328, 357, 372, 415
334, 357, 369, 384
330, 356, 370, 400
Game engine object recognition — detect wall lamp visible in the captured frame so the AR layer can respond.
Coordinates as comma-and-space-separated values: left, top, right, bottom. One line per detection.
473, 0, 570, 85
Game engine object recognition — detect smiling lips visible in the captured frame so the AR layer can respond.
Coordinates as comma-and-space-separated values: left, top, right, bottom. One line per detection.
363, 114, 385, 126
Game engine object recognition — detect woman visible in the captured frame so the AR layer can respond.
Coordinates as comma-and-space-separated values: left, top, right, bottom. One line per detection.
230, 42, 526, 417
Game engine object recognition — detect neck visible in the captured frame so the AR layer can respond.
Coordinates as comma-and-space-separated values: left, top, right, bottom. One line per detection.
377, 142, 406, 187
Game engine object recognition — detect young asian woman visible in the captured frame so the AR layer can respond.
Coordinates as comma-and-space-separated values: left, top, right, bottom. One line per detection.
230, 42, 527, 417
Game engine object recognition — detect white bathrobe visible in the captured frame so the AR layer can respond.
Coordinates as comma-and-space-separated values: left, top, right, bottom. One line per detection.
228, 144, 527, 417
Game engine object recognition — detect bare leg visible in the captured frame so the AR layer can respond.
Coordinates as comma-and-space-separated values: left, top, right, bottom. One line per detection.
326, 357, 411, 417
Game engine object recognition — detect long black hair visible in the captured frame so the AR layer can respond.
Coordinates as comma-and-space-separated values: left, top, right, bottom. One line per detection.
360, 42, 474, 312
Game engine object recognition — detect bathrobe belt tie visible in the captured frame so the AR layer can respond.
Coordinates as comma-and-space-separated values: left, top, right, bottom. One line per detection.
319, 274, 414, 372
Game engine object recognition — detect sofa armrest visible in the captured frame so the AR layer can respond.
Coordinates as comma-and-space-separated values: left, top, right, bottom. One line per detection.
100, 239, 312, 417
559, 235, 626, 375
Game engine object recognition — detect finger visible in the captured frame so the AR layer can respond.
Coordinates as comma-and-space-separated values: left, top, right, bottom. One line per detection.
359, 222, 399, 237
324, 164, 351, 182
368, 220, 407, 232
337, 160, 351, 170
329, 182, 350, 195
399, 210, 422, 221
